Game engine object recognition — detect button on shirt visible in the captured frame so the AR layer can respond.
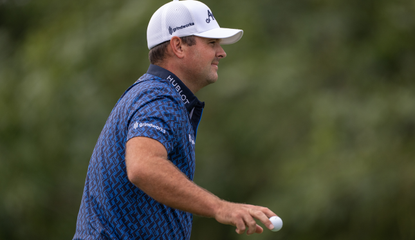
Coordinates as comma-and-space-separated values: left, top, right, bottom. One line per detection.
74, 65, 205, 240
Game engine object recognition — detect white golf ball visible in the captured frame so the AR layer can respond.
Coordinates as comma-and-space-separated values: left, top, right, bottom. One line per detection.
269, 216, 283, 232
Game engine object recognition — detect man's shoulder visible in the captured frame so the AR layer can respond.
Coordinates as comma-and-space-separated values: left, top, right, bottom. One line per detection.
136, 73, 170, 90
118, 73, 184, 111
124, 73, 176, 99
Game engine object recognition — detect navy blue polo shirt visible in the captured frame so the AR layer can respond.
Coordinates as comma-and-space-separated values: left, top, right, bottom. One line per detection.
74, 65, 204, 240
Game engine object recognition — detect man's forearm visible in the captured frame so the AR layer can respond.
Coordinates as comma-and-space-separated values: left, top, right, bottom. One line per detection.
127, 154, 223, 218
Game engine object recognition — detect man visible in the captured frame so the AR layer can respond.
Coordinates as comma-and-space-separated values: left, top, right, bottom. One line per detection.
74, 0, 278, 239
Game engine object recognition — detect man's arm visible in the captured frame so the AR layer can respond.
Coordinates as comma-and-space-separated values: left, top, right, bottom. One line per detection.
125, 136, 277, 235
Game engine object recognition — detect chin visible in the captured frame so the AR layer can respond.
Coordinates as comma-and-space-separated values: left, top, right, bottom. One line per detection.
207, 76, 218, 84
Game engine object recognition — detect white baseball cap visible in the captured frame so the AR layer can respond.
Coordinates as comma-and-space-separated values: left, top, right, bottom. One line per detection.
147, 0, 244, 49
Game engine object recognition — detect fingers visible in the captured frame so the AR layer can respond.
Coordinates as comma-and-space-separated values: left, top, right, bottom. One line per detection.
232, 210, 257, 235
214, 201, 278, 235
235, 205, 276, 235
248, 207, 276, 231
235, 224, 263, 235
255, 224, 264, 234
234, 218, 246, 234
243, 213, 259, 235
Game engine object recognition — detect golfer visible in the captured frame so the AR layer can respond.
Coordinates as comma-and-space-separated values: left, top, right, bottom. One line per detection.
73, 0, 276, 239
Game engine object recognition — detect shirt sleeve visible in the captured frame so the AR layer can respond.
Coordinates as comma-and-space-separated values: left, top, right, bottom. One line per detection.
126, 94, 182, 154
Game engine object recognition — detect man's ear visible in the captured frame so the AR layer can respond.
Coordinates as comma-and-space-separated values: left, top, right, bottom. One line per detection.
169, 36, 185, 59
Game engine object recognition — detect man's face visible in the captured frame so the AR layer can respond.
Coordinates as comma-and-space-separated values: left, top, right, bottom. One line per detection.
183, 36, 227, 89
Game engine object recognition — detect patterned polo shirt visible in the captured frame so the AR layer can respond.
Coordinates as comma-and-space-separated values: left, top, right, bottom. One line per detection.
73, 64, 204, 240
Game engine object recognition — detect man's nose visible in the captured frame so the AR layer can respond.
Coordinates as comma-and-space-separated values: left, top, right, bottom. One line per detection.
217, 45, 227, 59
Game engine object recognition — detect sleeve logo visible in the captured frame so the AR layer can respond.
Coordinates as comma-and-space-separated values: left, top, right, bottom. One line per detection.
134, 121, 166, 134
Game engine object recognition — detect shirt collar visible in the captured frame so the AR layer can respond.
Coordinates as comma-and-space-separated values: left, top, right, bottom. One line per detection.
147, 64, 204, 112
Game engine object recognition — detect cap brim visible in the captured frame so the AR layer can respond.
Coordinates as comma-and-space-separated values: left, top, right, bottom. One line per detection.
193, 28, 243, 45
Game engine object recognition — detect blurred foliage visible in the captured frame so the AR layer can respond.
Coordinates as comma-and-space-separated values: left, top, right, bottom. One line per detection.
1, 0, 415, 239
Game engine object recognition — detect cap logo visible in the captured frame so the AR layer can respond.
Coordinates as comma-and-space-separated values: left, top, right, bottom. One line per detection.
205, 10, 215, 23
168, 22, 195, 35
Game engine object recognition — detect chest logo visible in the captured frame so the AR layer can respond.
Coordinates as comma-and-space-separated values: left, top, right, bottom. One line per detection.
189, 134, 195, 145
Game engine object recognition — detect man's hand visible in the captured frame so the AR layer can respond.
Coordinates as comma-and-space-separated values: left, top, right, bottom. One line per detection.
213, 201, 277, 235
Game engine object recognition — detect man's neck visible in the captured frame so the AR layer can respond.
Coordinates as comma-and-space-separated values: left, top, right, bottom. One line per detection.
155, 62, 201, 94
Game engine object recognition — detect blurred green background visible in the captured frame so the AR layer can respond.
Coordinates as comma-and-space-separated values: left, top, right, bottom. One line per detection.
1, 0, 415, 239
